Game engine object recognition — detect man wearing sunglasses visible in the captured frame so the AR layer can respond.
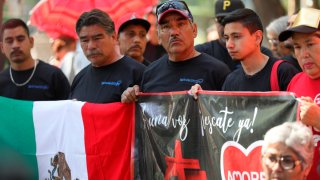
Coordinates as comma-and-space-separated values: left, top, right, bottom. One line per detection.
195, 0, 273, 71
121, 0, 230, 102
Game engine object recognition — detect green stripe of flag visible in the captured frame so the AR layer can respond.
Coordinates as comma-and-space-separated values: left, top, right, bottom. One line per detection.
0, 96, 38, 179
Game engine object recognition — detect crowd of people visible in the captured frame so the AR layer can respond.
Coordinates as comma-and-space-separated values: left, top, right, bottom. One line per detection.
0, 0, 319, 179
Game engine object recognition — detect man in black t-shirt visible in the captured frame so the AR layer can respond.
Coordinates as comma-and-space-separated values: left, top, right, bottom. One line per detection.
143, 11, 167, 62
70, 9, 145, 103
221, 9, 298, 91
0, 18, 70, 101
121, 0, 230, 102
195, 0, 273, 71
117, 12, 151, 66
191, 8, 298, 95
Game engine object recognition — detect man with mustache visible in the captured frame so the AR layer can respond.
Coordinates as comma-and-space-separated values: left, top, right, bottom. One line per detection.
0, 18, 70, 100
121, 0, 230, 100
69, 9, 146, 103
117, 13, 151, 66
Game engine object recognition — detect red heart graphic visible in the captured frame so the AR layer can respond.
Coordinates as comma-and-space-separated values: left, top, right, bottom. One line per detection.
220, 141, 265, 180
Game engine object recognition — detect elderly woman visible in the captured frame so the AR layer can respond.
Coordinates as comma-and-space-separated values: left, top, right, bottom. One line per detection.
261, 122, 314, 180
266, 16, 301, 71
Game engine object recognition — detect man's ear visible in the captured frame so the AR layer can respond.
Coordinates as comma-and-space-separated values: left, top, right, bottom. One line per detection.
109, 31, 117, 40
115, 32, 120, 45
29, 36, 34, 48
157, 28, 162, 45
0, 42, 3, 54
192, 22, 198, 38
255, 30, 263, 46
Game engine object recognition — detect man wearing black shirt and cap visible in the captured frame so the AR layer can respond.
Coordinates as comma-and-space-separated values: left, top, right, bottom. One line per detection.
121, 0, 230, 103
117, 12, 151, 66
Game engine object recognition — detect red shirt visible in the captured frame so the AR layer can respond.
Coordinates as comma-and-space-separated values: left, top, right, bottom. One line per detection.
287, 72, 320, 180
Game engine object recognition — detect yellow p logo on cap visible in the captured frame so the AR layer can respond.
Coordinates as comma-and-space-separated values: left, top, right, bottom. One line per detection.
223, 0, 231, 10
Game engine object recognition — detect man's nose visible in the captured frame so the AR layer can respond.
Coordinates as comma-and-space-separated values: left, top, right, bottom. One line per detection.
226, 38, 234, 49
87, 40, 97, 50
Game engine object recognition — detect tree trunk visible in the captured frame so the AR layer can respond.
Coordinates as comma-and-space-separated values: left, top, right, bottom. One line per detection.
300, 0, 319, 8
252, 0, 286, 28
0, 0, 7, 71
0, 0, 4, 25
288, 0, 300, 15
251, 0, 286, 47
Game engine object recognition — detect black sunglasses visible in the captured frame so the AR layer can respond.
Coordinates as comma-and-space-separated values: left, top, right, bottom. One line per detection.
156, 0, 192, 20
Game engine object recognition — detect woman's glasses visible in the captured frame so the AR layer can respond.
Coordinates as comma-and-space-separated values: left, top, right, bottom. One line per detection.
263, 154, 302, 170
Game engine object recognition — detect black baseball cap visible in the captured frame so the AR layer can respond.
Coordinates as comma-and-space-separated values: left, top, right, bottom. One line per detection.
279, 8, 320, 41
215, 0, 245, 17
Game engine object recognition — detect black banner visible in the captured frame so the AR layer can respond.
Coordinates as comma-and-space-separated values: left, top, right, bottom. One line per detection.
136, 91, 298, 180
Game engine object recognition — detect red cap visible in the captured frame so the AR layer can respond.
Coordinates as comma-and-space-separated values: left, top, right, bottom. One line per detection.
116, 13, 150, 34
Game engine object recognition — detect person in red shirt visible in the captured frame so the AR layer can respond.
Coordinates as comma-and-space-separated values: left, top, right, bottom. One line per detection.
279, 7, 320, 179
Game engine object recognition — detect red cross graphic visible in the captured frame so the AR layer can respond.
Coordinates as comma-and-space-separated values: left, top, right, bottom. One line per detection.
164, 140, 207, 180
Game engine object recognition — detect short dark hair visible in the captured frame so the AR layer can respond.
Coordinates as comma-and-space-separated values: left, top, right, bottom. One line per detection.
76, 9, 115, 35
0, 18, 30, 42
222, 8, 263, 34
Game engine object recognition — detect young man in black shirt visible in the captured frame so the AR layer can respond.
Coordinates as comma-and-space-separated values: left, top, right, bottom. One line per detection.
221, 8, 298, 91
195, 0, 273, 71
121, 0, 230, 102
0, 18, 70, 101
190, 8, 298, 95
70, 9, 146, 103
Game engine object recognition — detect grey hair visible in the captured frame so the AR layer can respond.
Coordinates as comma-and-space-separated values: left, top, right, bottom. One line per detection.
76, 9, 115, 35
266, 16, 289, 36
262, 122, 314, 170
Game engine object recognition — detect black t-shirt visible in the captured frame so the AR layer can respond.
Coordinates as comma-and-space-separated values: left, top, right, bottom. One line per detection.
195, 39, 273, 71
141, 53, 230, 92
282, 55, 302, 72
0, 60, 70, 101
222, 57, 299, 91
70, 56, 146, 103
143, 42, 166, 62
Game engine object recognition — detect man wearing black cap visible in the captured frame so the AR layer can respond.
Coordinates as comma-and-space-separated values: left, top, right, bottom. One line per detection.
121, 0, 230, 102
122, 3, 230, 179
279, 8, 320, 179
117, 13, 151, 66
195, 0, 273, 71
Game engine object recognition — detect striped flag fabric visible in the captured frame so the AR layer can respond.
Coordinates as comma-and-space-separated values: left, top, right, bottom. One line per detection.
0, 96, 134, 180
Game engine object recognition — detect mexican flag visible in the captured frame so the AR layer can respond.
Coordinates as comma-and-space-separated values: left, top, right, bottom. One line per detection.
0, 96, 134, 180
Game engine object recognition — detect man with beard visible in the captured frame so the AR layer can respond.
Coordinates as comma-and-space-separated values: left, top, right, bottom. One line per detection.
117, 12, 151, 66
0, 18, 70, 100
70, 9, 146, 103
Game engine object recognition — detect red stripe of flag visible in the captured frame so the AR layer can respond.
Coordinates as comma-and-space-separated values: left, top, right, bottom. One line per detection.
82, 102, 135, 180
